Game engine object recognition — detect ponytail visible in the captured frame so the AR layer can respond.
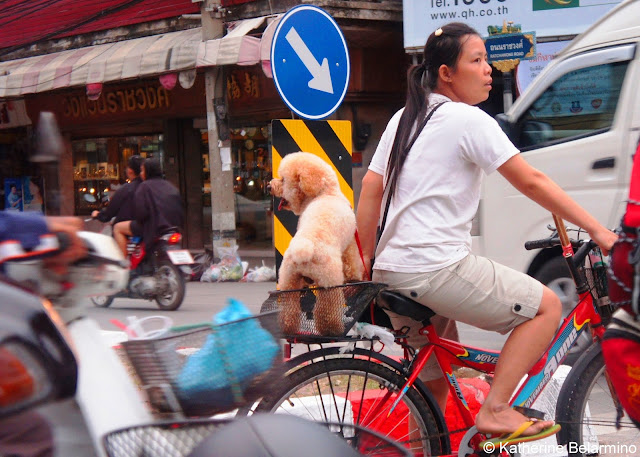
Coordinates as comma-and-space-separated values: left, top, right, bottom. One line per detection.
385, 22, 479, 196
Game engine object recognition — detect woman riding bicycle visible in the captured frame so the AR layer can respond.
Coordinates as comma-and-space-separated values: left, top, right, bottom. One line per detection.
356, 21, 617, 445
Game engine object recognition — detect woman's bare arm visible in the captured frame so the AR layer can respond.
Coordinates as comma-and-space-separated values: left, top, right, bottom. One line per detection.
498, 154, 617, 254
356, 170, 384, 275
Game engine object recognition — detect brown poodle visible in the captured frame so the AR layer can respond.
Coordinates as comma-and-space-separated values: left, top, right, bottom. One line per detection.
270, 152, 364, 335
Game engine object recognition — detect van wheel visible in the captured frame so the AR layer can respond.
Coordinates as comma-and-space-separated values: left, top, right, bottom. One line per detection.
533, 256, 592, 365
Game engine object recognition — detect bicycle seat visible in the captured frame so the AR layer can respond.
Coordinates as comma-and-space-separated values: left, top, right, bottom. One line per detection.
377, 290, 435, 324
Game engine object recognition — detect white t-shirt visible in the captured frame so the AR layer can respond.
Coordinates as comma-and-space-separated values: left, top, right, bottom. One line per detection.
369, 93, 519, 273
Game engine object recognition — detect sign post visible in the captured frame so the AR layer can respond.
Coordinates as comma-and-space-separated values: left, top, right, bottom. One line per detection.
485, 22, 536, 112
270, 5, 350, 120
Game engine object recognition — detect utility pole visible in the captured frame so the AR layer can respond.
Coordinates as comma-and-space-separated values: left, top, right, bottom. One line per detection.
200, 0, 237, 259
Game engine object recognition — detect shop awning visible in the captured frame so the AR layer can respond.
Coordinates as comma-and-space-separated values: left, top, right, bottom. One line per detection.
0, 19, 267, 99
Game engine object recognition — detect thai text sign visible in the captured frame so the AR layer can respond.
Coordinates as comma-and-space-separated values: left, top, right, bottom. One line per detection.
62, 85, 170, 119
403, 0, 623, 50
485, 32, 535, 63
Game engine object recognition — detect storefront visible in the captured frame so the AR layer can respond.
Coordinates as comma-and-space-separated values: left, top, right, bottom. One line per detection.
71, 134, 164, 215
24, 77, 208, 248
22, 66, 282, 251
0, 21, 269, 252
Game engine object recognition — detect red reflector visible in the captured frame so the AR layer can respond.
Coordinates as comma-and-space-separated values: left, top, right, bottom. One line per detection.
168, 233, 181, 245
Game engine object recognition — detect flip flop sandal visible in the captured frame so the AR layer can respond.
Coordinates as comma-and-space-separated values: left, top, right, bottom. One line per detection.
478, 421, 562, 449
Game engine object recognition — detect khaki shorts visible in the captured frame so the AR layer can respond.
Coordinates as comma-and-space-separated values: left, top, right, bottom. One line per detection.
372, 254, 543, 381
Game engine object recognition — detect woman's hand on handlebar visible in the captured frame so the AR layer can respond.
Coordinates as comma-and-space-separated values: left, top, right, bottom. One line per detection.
91, 210, 99, 219
45, 217, 87, 274
586, 226, 617, 256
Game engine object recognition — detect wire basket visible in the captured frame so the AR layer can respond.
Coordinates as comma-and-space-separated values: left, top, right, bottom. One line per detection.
103, 418, 412, 457
121, 310, 282, 417
260, 281, 387, 338
104, 419, 227, 457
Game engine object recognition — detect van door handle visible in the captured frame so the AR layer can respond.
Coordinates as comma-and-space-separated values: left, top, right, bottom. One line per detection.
592, 157, 616, 169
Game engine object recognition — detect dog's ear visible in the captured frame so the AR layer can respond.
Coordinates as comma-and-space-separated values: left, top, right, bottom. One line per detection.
298, 170, 326, 199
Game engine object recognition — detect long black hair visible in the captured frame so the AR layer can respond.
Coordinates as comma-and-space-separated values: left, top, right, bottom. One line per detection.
385, 22, 480, 196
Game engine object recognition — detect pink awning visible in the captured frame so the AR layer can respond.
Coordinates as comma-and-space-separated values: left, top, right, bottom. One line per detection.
0, 20, 266, 99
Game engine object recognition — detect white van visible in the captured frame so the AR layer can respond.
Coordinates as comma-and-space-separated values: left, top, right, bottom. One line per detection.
472, 0, 640, 353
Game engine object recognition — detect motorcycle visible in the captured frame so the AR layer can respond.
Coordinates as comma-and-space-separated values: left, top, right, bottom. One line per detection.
90, 228, 188, 311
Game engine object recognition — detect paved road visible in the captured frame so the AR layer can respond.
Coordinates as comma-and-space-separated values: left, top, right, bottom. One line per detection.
85, 280, 508, 351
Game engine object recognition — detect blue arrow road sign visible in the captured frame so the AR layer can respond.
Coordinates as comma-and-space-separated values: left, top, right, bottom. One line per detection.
485, 32, 536, 63
271, 5, 350, 120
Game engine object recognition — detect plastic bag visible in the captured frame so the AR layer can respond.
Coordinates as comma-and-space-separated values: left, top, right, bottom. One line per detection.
244, 261, 277, 282
175, 298, 279, 409
200, 246, 244, 282
189, 249, 213, 281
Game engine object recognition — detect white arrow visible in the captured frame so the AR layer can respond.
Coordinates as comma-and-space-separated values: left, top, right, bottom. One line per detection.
285, 27, 334, 94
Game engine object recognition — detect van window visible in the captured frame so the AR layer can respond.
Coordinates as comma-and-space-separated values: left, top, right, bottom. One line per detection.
515, 60, 630, 150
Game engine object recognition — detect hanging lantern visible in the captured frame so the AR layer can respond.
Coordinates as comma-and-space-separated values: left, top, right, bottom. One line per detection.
86, 82, 103, 101
159, 73, 178, 90
179, 70, 197, 89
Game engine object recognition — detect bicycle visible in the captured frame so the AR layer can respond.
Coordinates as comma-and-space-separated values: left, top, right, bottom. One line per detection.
256, 214, 639, 457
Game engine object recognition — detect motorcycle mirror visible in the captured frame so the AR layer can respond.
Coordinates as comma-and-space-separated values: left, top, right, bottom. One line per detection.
83, 194, 97, 203
31, 112, 64, 163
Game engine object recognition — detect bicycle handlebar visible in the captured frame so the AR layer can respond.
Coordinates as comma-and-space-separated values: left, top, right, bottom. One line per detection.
524, 237, 584, 251
524, 237, 560, 250
524, 235, 598, 268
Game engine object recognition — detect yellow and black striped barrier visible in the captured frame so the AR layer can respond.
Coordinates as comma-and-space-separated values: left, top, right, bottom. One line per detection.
271, 119, 353, 276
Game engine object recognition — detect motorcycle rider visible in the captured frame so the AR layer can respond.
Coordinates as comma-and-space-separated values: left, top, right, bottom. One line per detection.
113, 157, 183, 257
0, 211, 86, 457
91, 155, 144, 225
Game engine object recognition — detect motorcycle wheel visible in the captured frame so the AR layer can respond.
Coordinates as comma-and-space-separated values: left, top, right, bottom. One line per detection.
155, 260, 186, 311
91, 294, 114, 308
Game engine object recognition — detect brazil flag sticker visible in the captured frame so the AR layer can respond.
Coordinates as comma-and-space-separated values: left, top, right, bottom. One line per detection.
533, 0, 579, 10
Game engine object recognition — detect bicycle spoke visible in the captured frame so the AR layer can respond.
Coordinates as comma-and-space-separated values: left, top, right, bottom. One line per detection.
558, 346, 640, 456
257, 359, 440, 456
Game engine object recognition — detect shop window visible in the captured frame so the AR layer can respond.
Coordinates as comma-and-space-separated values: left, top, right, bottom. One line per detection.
72, 134, 163, 215
231, 126, 272, 247
200, 125, 273, 248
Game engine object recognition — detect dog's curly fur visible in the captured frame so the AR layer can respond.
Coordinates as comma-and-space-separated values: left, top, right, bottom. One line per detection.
270, 152, 364, 335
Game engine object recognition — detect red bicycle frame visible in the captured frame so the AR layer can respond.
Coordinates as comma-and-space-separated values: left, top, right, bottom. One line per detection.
366, 215, 606, 451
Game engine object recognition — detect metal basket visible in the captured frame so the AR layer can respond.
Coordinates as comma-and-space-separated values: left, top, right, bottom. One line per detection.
103, 418, 411, 457
260, 281, 387, 338
121, 310, 282, 417
104, 419, 227, 457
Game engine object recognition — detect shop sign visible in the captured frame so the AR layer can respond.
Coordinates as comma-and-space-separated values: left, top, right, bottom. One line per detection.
62, 85, 171, 120
227, 69, 261, 102
403, 0, 623, 49
0, 99, 32, 129
516, 40, 569, 94
4, 176, 44, 213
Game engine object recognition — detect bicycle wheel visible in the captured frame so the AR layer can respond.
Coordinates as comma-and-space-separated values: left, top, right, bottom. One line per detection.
556, 344, 640, 457
256, 357, 443, 456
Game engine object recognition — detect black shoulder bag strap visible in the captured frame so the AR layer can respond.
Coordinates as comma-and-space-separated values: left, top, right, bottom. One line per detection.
373, 101, 446, 268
